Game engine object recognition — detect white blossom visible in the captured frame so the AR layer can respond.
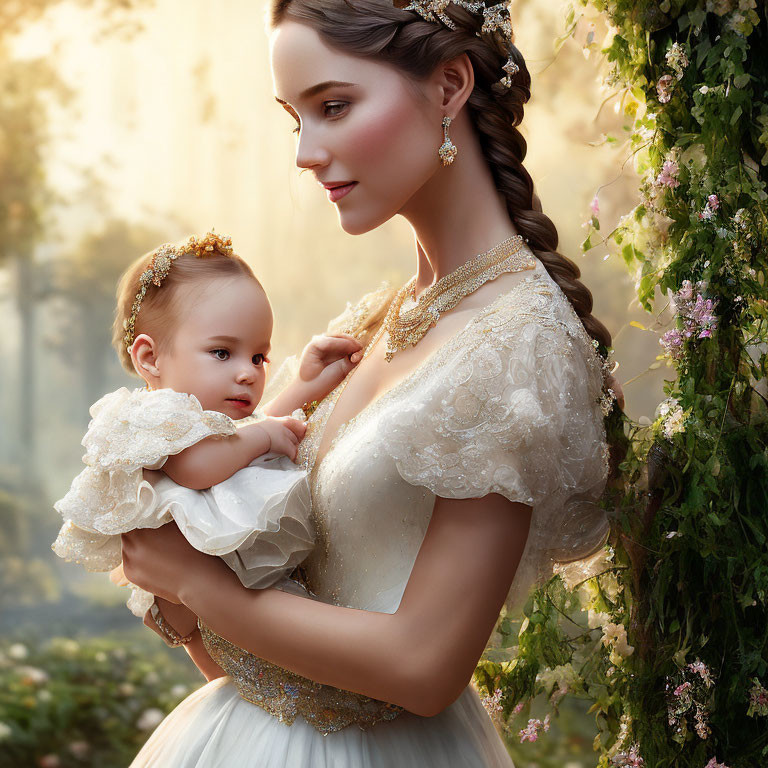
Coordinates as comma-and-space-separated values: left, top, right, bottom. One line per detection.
137, 708, 165, 730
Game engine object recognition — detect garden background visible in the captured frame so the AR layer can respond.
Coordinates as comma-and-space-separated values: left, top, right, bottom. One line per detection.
3, 0, 762, 766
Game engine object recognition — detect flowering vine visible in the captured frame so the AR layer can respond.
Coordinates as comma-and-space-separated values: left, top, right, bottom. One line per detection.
474, 2, 768, 767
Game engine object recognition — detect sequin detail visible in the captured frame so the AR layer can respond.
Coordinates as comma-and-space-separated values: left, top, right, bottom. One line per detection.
197, 262, 611, 728
198, 621, 404, 735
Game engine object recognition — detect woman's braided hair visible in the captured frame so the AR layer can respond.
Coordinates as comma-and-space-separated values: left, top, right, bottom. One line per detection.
269, 0, 613, 354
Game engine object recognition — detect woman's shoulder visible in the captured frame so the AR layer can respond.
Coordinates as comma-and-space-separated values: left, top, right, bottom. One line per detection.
455, 265, 605, 397
324, 282, 396, 340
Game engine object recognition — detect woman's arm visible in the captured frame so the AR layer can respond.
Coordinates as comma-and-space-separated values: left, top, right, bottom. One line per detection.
143, 600, 227, 682
121, 493, 532, 717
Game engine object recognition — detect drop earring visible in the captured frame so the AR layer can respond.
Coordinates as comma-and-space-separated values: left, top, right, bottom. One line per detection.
438, 116, 458, 166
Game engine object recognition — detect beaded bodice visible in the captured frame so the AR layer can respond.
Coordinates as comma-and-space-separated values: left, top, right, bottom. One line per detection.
198, 622, 404, 735
198, 256, 611, 734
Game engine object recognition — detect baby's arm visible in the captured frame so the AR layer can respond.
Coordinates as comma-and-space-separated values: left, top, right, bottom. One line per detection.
263, 334, 362, 417
161, 416, 306, 490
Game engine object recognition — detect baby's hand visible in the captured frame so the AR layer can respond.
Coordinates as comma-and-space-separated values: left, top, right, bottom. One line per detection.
255, 416, 307, 462
298, 334, 363, 400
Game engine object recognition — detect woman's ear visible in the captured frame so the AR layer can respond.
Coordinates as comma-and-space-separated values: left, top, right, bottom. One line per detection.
436, 53, 474, 116
130, 333, 161, 389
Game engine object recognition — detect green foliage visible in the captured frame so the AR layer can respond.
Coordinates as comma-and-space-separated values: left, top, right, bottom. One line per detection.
0, 633, 202, 768
474, 3, 768, 767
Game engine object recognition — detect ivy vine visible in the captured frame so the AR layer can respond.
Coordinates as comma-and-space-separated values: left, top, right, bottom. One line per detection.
474, 3, 768, 767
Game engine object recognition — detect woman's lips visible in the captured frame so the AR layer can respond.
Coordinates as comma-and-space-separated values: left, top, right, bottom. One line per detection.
326, 182, 357, 203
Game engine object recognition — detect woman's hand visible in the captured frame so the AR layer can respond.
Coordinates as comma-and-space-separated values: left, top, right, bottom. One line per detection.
121, 523, 231, 605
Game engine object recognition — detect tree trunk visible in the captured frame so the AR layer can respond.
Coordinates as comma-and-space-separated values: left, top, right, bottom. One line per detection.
15, 253, 37, 490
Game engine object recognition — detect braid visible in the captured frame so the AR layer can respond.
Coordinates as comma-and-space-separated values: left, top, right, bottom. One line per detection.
465, 58, 612, 351
270, 0, 613, 353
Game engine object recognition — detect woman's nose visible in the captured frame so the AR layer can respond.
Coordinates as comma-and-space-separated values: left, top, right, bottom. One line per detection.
295, 127, 331, 171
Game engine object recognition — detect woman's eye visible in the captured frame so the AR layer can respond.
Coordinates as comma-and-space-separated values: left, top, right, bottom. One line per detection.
323, 101, 347, 119
291, 122, 300, 135
211, 349, 230, 361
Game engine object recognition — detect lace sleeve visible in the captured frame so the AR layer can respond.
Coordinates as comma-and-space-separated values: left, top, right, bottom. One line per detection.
53, 387, 237, 552
325, 282, 394, 340
82, 387, 236, 472
382, 285, 611, 611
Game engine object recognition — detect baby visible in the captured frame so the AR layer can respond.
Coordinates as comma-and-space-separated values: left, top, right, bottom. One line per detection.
52, 231, 361, 644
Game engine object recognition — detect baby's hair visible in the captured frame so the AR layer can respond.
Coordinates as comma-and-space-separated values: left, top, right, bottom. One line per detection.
112, 237, 262, 375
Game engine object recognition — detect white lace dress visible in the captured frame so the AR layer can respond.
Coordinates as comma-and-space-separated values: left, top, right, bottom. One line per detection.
129, 259, 611, 768
52, 388, 313, 616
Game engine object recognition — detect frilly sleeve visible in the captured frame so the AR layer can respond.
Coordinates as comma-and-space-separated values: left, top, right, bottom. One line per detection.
381, 292, 611, 612
53, 387, 237, 555
143, 454, 313, 590
81, 387, 236, 472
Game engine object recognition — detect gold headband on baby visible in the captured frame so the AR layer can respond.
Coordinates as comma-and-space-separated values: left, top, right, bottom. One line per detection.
398, 0, 519, 88
123, 231, 236, 352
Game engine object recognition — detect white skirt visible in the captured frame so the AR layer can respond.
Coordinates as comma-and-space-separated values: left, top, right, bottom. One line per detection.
130, 677, 515, 768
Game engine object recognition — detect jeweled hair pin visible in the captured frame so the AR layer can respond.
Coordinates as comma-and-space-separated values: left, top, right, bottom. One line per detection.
399, 0, 520, 88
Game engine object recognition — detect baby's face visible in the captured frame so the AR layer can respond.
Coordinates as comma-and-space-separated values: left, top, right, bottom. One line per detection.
155, 275, 273, 420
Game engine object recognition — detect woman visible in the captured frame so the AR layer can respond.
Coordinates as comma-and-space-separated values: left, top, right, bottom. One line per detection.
123, 0, 624, 765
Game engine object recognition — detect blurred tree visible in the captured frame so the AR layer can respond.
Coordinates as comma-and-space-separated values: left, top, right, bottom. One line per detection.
0, 0, 150, 488
0, 472, 59, 608
50, 220, 166, 410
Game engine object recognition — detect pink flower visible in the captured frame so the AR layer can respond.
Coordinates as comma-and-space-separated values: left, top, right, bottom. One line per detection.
660, 329, 685, 359
674, 681, 692, 696
667, 281, 719, 351
512, 700, 525, 715
656, 160, 681, 188
704, 758, 731, 768
590, 194, 600, 215
481, 688, 503, 718
657, 74, 675, 103
747, 678, 768, 717
68, 741, 90, 759
700, 195, 720, 220
694, 703, 711, 739
611, 743, 645, 766
519, 716, 550, 743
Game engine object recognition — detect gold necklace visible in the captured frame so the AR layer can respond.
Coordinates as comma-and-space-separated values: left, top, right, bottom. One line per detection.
382, 234, 535, 362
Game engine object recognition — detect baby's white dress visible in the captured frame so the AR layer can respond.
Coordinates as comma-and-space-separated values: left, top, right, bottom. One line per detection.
129, 257, 611, 767
52, 388, 313, 615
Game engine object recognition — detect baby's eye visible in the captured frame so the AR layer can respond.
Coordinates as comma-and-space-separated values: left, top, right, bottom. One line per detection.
252, 353, 268, 366
211, 349, 230, 361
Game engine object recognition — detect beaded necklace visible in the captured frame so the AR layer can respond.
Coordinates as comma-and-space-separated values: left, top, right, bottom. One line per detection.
382, 234, 536, 362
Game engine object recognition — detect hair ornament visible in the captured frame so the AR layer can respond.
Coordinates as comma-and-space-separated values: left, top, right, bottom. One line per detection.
123, 230, 236, 352
399, 0, 517, 88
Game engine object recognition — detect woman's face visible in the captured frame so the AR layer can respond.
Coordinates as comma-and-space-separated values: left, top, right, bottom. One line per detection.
270, 20, 443, 235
